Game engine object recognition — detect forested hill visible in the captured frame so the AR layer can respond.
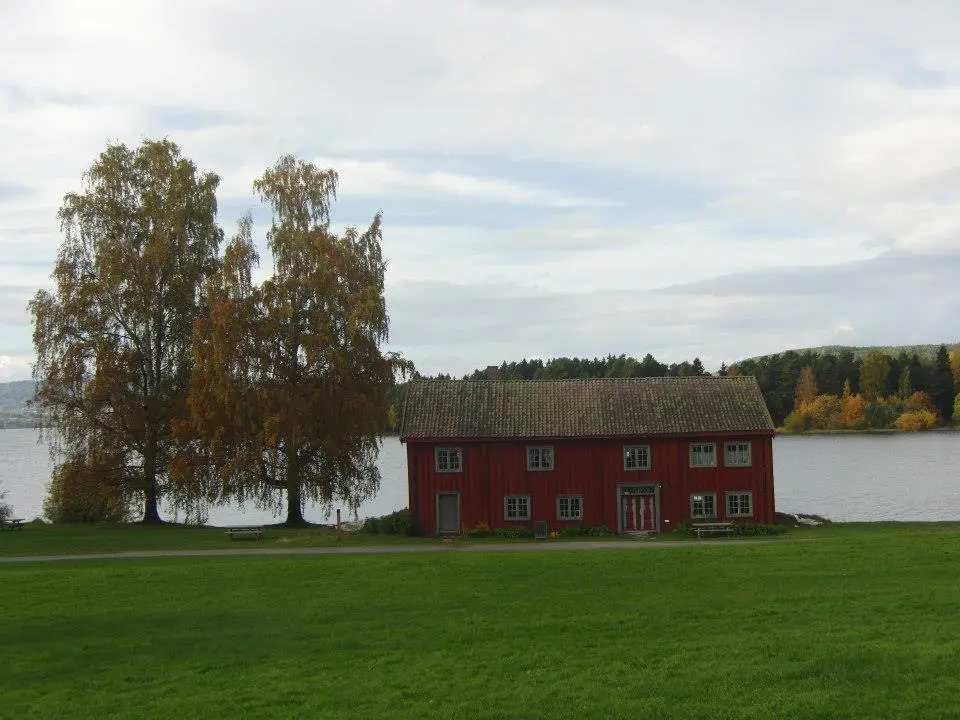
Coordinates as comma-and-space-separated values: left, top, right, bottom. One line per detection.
391, 344, 960, 430
741, 344, 949, 365
0, 380, 37, 429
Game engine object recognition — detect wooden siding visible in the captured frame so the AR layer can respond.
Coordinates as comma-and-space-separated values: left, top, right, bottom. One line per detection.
406, 433, 775, 535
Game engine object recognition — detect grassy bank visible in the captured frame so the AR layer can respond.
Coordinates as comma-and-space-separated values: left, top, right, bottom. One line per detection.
2, 524, 960, 718
0, 520, 955, 557
0, 522, 431, 556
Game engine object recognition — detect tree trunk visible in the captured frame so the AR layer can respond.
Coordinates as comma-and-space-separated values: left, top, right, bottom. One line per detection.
142, 481, 162, 524
284, 447, 307, 527
141, 424, 163, 524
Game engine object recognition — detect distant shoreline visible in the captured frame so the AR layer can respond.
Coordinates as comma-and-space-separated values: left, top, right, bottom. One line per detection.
775, 427, 960, 436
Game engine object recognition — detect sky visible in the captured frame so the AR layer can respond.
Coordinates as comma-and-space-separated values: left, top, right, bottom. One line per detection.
2, 0, 960, 382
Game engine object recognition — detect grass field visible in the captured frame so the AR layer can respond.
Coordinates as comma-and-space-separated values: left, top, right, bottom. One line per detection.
2, 523, 960, 718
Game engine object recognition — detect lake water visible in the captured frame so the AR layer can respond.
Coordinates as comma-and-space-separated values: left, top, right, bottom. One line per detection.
2, 429, 959, 524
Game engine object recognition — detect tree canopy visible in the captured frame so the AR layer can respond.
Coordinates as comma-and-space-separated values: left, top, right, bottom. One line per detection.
30, 139, 223, 523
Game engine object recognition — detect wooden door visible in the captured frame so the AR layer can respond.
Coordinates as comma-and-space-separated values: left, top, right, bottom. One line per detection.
621, 490, 657, 532
437, 493, 459, 534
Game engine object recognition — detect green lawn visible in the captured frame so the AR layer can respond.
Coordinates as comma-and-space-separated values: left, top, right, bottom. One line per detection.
2, 524, 960, 718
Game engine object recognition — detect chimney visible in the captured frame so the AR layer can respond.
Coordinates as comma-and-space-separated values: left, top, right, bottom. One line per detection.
485, 365, 500, 380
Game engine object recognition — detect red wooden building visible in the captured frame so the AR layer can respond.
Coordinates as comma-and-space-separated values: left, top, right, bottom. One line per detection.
398, 376, 776, 535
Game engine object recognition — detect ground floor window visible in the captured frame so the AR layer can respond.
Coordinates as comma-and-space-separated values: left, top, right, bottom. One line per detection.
690, 493, 716, 519
504, 495, 531, 521
726, 491, 753, 517
557, 495, 583, 521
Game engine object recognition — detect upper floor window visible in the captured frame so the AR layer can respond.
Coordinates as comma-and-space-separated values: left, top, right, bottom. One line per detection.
527, 445, 554, 471
435, 446, 462, 473
689, 442, 716, 468
623, 445, 651, 471
724, 441, 752, 467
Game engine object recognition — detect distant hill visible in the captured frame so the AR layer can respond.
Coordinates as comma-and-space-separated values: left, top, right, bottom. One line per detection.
0, 380, 38, 429
0, 380, 35, 411
739, 343, 956, 365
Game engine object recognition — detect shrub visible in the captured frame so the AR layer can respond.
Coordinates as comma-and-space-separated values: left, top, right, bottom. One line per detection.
555, 524, 614, 537
43, 455, 134, 523
0, 482, 11, 523
360, 508, 417, 536
804, 394, 844, 430
862, 401, 899, 429
783, 411, 812, 433
730, 523, 786, 536
894, 409, 938, 431
905, 391, 935, 412
490, 525, 534, 539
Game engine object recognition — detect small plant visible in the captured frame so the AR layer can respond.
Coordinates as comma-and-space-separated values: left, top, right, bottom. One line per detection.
468, 521, 491, 538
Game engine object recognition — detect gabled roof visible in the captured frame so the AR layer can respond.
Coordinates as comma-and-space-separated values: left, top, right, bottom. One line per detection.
398, 377, 775, 440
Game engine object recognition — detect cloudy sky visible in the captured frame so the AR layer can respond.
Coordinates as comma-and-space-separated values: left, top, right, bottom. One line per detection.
1, 0, 959, 382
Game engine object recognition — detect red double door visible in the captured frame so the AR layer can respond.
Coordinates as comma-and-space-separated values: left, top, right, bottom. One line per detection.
621, 490, 658, 532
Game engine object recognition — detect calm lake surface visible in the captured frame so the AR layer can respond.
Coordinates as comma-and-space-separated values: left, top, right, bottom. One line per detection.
2, 429, 959, 524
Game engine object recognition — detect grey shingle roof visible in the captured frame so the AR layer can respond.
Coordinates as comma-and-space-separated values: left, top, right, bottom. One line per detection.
398, 377, 775, 439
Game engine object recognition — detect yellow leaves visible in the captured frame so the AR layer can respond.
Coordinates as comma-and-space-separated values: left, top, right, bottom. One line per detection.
894, 410, 938, 431
951, 345, 960, 392
842, 393, 865, 426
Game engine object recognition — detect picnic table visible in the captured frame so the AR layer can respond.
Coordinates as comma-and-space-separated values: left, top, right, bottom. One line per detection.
224, 526, 263, 541
691, 522, 733, 539
1, 518, 25, 530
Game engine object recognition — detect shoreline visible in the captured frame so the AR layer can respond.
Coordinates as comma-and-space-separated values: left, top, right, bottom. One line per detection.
775, 426, 960, 436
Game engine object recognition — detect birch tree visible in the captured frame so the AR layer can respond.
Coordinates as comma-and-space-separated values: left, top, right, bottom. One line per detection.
178, 155, 410, 526
30, 139, 223, 523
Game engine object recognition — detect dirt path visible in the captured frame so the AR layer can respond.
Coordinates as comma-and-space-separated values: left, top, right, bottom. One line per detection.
0, 537, 805, 564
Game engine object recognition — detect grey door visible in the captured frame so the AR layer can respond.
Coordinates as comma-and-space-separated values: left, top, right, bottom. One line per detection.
437, 493, 459, 534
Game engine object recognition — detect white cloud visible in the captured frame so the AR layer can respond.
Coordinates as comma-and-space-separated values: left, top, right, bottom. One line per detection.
2, 0, 960, 380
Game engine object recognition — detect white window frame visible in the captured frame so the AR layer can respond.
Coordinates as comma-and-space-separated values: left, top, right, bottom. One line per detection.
557, 495, 583, 521
724, 440, 752, 467
526, 445, 554, 471
690, 492, 717, 519
504, 494, 531, 521
726, 491, 753, 518
434, 446, 463, 473
689, 442, 716, 468
623, 444, 651, 471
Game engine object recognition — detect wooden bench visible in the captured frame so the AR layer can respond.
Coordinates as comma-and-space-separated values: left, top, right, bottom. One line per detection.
691, 522, 733, 539
1, 518, 24, 531
224, 526, 263, 541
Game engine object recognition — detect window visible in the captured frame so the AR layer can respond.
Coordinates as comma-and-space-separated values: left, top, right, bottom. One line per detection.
726, 491, 753, 517
623, 445, 651, 470
504, 495, 531, 521
435, 446, 462, 473
690, 493, 716, 519
689, 442, 716, 468
557, 495, 583, 521
527, 445, 554, 471
725, 441, 752, 467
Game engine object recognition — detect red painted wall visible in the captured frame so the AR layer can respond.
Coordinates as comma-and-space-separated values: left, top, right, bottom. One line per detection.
404, 433, 775, 535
